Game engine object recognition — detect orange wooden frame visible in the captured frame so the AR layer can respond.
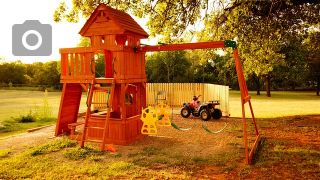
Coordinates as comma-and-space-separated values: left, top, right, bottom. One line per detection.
142, 41, 260, 164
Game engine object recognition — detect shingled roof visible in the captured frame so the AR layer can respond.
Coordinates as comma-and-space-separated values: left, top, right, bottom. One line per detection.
79, 4, 149, 38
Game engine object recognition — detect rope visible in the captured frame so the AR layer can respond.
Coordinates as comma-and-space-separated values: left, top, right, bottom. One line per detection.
171, 50, 196, 131
140, 46, 144, 111
201, 49, 227, 133
156, 53, 160, 105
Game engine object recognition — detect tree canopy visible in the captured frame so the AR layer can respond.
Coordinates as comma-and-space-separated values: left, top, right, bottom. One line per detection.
54, 0, 320, 96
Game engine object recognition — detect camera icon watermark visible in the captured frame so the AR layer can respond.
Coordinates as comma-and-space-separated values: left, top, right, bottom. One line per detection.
12, 20, 52, 56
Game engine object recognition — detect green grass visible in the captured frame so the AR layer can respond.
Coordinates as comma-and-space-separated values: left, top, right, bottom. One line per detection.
252, 138, 320, 179
0, 90, 89, 138
0, 117, 56, 138
0, 139, 193, 179
229, 91, 320, 118
29, 138, 77, 156
1, 90, 319, 123
0, 149, 11, 158
0, 90, 87, 121
63, 146, 105, 160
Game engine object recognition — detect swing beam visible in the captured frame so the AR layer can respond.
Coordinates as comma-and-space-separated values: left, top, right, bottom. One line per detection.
142, 40, 260, 164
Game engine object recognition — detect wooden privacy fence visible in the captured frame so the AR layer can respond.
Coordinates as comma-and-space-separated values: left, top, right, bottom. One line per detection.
92, 83, 229, 116
146, 83, 229, 116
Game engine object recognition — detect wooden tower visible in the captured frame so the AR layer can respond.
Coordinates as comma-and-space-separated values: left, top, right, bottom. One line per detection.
55, 4, 149, 148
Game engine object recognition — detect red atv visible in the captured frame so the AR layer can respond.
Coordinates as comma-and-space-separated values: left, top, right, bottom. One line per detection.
180, 95, 222, 121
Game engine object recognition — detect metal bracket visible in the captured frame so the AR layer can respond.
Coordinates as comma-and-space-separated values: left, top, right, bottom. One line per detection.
133, 46, 138, 52
225, 40, 237, 50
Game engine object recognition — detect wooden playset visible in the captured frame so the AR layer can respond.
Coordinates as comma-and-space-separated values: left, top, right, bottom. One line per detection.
55, 4, 260, 164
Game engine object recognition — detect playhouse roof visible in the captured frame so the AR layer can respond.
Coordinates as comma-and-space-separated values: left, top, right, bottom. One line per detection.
79, 4, 149, 38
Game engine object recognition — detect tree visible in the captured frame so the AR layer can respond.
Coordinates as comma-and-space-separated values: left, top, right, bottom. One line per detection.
0, 61, 26, 84
276, 36, 309, 90
54, 0, 320, 95
199, 0, 320, 96
33, 61, 61, 86
305, 31, 320, 96
146, 51, 191, 83
77, 37, 91, 47
54, 0, 206, 43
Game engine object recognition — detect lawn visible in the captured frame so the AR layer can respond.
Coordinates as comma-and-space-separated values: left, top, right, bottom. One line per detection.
0, 90, 87, 122
0, 90, 86, 138
0, 90, 319, 121
0, 115, 319, 179
229, 90, 320, 118
0, 90, 320, 179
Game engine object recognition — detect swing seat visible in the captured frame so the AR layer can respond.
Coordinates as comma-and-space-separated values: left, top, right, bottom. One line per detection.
156, 102, 171, 127
140, 106, 158, 135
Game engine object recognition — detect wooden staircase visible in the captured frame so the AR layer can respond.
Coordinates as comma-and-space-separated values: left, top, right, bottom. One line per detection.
80, 79, 115, 151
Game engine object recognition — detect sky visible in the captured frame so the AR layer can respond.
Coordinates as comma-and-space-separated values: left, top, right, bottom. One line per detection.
0, 0, 157, 64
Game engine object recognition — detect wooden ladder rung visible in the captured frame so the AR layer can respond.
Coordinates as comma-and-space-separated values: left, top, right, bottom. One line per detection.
94, 87, 111, 91
88, 119, 105, 123
80, 78, 115, 150
90, 114, 107, 117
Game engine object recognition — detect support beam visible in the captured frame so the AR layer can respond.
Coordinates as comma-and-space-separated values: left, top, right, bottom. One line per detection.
142, 41, 225, 52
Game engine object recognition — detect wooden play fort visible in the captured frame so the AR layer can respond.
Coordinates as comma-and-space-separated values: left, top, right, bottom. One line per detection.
55, 4, 260, 164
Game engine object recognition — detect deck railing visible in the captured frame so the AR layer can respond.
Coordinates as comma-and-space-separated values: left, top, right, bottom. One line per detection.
60, 51, 95, 82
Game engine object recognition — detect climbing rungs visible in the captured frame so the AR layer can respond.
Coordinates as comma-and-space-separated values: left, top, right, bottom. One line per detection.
91, 102, 108, 104
80, 78, 115, 150
94, 86, 111, 91
88, 120, 105, 123
89, 114, 108, 117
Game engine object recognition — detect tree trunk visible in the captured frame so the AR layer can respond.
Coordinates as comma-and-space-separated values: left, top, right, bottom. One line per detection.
253, 74, 260, 95
266, 75, 271, 97
317, 74, 320, 96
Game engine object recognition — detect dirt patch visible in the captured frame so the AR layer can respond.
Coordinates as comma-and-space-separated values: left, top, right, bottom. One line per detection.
1, 115, 320, 179
0, 124, 57, 153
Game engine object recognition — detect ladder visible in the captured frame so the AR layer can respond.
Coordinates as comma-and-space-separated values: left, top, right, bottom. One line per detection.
80, 79, 115, 151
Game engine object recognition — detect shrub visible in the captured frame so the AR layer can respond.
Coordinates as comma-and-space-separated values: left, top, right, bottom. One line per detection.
0, 118, 18, 133
64, 147, 93, 160
16, 110, 36, 123
33, 90, 52, 121
0, 82, 8, 87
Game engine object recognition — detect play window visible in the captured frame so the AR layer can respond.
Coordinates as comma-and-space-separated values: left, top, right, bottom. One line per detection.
125, 94, 133, 105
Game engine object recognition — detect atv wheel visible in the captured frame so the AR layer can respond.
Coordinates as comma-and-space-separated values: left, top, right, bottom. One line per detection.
180, 107, 191, 118
212, 109, 222, 120
200, 109, 211, 121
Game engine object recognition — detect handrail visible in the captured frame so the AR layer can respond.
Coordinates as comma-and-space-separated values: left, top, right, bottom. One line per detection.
90, 57, 94, 75
113, 57, 117, 75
